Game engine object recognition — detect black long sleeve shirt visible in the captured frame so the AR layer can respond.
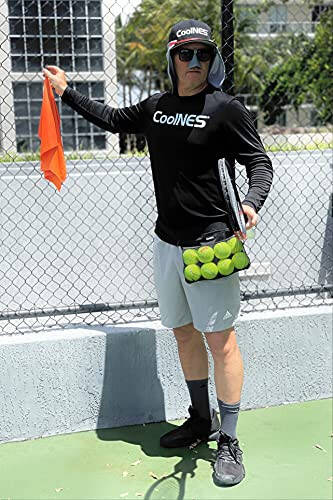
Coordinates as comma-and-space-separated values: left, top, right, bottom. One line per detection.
61, 84, 273, 246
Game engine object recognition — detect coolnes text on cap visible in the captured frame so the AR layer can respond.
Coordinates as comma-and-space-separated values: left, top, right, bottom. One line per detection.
176, 27, 209, 38
153, 111, 210, 128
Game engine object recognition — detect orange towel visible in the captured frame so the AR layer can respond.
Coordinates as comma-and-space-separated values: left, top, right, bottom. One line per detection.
38, 78, 66, 191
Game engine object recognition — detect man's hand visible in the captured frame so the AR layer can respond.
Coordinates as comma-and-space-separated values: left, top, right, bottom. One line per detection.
234, 204, 258, 241
42, 66, 68, 96
242, 204, 258, 230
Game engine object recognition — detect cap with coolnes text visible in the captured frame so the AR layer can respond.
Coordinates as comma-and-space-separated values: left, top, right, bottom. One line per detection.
166, 19, 225, 93
167, 19, 216, 50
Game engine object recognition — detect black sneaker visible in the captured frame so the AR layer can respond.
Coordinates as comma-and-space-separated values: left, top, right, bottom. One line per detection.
213, 431, 245, 486
160, 406, 220, 448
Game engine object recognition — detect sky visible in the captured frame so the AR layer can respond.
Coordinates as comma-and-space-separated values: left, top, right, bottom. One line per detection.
112, 0, 143, 23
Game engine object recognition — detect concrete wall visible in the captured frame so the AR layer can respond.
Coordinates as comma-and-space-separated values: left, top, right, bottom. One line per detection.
0, 305, 331, 443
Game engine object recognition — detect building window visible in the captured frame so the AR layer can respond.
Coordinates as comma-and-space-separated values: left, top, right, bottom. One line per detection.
237, 5, 259, 33
13, 81, 106, 152
8, 0, 104, 73
268, 5, 288, 33
8, 0, 106, 152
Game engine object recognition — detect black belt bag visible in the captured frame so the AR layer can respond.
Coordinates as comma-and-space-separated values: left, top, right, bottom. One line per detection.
181, 231, 250, 284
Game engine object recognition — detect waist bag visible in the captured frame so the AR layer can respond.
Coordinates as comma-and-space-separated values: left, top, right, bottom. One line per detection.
181, 232, 250, 284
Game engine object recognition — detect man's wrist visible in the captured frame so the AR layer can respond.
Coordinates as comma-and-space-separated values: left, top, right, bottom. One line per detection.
59, 84, 68, 97
242, 201, 256, 212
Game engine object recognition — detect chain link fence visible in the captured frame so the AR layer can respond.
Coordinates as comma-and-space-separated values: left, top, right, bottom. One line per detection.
0, 0, 332, 335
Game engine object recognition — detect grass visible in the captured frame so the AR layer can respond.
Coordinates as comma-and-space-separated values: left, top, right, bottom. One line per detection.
0, 150, 148, 164
0, 142, 331, 164
265, 141, 333, 153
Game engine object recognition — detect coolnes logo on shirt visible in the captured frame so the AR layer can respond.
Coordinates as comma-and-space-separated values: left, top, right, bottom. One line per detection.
153, 111, 210, 129
176, 27, 209, 37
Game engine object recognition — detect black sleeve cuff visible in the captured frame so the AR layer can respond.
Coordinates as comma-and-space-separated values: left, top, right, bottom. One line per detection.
241, 200, 257, 212
61, 85, 73, 103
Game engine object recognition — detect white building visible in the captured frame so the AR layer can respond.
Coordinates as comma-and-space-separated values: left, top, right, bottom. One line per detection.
238, 0, 331, 35
0, 0, 118, 154
237, 0, 332, 129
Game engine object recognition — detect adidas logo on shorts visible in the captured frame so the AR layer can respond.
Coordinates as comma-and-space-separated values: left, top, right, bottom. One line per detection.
223, 310, 233, 320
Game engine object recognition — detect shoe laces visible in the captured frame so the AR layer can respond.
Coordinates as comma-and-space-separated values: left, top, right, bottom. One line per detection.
217, 434, 243, 464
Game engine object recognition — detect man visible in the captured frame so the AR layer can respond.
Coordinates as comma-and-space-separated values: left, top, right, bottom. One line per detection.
43, 19, 273, 487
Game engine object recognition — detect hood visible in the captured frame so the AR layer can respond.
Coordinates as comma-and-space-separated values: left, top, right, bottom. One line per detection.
166, 19, 225, 94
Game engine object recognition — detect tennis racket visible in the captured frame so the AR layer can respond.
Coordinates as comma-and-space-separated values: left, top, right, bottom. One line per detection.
218, 158, 247, 240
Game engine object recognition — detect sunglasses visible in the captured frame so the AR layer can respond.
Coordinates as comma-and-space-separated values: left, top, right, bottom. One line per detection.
176, 47, 214, 62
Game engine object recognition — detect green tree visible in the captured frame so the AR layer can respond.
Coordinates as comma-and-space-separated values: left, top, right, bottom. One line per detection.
116, 0, 222, 98
258, 34, 311, 124
116, 0, 288, 100
303, 8, 333, 123
259, 8, 332, 125
116, 0, 332, 126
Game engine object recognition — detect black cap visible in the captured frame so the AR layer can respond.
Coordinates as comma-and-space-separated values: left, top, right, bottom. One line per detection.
167, 19, 216, 50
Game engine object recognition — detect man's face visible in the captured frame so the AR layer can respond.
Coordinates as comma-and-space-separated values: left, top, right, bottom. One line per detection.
173, 42, 213, 90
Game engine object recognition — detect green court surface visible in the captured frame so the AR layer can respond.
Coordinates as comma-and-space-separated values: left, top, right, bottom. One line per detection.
0, 399, 332, 500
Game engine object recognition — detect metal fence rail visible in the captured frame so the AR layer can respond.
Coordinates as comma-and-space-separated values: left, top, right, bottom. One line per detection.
0, 0, 332, 335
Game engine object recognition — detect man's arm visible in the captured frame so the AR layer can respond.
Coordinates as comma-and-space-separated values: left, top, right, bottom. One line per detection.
224, 98, 274, 214
61, 86, 147, 134
42, 65, 148, 134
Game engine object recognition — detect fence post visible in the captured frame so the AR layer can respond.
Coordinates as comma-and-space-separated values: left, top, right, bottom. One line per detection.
221, 0, 234, 95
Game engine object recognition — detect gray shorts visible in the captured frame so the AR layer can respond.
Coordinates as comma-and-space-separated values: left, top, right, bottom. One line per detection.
153, 233, 241, 333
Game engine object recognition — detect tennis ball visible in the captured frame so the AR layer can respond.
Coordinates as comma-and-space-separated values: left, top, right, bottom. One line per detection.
227, 237, 243, 254
214, 242, 231, 260
232, 252, 250, 270
201, 262, 218, 280
217, 258, 234, 276
184, 264, 201, 282
182, 249, 198, 265
197, 245, 215, 263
